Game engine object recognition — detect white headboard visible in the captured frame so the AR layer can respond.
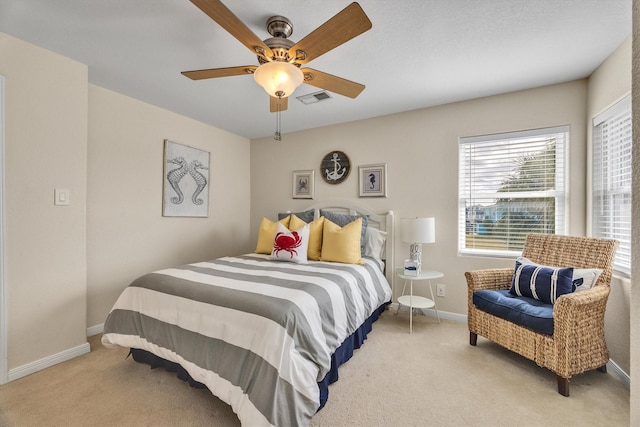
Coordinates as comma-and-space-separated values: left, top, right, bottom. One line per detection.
302, 200, 395, 285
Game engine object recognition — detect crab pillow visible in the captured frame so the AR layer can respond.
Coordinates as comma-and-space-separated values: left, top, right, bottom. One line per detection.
270, 223, 310, 264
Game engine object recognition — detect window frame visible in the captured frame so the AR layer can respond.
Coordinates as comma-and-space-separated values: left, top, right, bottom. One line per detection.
592, 95, 632, 277
458, 125, 569, 258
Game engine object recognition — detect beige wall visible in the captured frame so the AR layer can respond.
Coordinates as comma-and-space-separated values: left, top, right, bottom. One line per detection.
86, 85, 251, 328
252, 79, 588, 313
0, 32, 252, 375
587, 36, 632, 376
0, 33, 88, 369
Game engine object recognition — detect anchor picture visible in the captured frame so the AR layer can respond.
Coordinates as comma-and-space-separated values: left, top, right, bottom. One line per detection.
325, 152, 347, 181
320, 151, 351, 185
163, 140, 210, 217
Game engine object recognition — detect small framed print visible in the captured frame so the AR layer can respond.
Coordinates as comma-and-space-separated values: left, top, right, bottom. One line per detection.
292, 170, 314, 199
359, 163, 387, 197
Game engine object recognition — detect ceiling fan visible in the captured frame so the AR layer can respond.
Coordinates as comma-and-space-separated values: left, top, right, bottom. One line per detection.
181, 0, 372, 114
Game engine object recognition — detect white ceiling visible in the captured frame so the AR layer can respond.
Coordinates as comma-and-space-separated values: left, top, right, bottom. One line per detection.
0, 0, 632, 140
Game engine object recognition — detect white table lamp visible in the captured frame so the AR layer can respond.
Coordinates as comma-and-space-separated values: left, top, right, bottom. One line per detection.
401, 217, 435, 274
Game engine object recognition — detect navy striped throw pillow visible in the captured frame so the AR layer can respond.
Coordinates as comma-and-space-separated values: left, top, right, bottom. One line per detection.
509, 260, 574, 304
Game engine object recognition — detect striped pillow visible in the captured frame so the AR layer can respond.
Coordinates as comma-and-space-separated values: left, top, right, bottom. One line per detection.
517, 257, 603, 293
508, 260, 574, 304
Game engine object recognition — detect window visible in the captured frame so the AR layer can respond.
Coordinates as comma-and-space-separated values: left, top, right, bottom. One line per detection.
459, 126, 568, 256
592, 96, 632, 276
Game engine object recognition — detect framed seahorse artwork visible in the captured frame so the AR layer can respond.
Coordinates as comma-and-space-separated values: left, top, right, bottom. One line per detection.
163, 139, 210, 217
358, 163, 387, 197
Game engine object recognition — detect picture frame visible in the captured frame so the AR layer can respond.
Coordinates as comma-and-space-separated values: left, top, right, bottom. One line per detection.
359, 163, 387, 197
292, 170, 314, 199
163, 139, 210, 217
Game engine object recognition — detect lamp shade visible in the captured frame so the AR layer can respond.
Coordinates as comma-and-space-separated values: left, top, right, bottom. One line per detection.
401, 217, 435, 244
253, 61, 304, 98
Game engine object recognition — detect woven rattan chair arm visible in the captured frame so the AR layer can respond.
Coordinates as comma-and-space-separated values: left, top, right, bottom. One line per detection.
465, 268, 513, 292
554, 285, 610, 322
552, 286, 611, 376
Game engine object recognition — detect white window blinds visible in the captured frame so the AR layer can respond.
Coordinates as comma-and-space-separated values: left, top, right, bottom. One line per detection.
459, 126, 568, 256
592, 95, 632, 276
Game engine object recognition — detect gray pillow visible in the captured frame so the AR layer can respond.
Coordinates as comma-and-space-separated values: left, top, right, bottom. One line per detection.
277, 209, 315, 223
320, 209, 369, 251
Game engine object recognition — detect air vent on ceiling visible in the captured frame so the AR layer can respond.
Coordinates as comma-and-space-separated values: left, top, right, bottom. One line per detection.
296, 90, 333, 105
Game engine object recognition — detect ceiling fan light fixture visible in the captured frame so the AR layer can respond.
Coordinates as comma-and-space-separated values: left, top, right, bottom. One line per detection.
254, 61, 303, 98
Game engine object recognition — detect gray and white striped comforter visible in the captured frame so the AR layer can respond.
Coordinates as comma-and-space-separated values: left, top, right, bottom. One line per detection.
102, 254, 392, 426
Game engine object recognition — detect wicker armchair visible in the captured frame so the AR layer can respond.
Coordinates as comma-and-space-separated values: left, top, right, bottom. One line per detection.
465, 233, 618, 396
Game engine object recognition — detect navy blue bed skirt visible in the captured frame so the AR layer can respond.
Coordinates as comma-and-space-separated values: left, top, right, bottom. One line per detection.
129, 302, 389, 411
316, 302, 388, 409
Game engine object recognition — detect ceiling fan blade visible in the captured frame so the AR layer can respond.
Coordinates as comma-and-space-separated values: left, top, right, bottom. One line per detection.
288, 2, 372, 65
270, 96, 289, 113
190, 0, 273, 59
302, 68, 365, 98
182, 66, 257, 80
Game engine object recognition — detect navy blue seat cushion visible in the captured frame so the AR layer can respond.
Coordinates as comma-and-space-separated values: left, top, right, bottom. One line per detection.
473, 289, 554, 335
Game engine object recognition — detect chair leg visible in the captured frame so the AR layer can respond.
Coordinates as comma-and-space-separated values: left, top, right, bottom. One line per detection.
469, 332, 477, 346
557, 375, 569, 397
597, 365, 607, 374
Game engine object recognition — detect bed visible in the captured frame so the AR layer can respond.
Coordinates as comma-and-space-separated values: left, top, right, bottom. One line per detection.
102, 201, 394, 426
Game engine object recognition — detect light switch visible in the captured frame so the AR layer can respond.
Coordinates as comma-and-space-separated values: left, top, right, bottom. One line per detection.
54, 188, 70, 206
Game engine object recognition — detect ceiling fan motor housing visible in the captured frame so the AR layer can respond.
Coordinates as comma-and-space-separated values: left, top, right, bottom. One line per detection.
259, 16, 297, 64
259, 37, 295, 64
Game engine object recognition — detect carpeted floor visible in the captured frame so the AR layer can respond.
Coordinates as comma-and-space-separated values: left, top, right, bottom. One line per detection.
0, 313, 630, 426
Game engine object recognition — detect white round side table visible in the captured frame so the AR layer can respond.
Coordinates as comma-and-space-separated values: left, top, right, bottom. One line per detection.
395, 267, 443, 333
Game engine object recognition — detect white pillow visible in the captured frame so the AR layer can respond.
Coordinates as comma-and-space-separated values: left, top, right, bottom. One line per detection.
516, 257, 603, 292
270, 223, 310, 264
572, 268, 604, 292
362, 227, 387, 262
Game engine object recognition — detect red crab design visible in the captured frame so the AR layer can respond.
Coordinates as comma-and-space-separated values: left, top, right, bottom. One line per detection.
273, 231, 302, 259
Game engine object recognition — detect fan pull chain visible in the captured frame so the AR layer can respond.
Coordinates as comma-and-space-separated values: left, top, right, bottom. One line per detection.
274, 101, 282, 141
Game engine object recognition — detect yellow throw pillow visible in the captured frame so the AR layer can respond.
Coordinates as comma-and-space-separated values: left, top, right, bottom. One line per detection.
256, 216, 290, 254
320, 218, 363, 265
290, 214, 324, 261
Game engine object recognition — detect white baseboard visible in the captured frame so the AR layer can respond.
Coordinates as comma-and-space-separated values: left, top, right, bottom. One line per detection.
387, 302, 467, 323
607, 359, 630, 389
421, 308, 467, 323
87, 323, 104, 337
7, 342, 90, 382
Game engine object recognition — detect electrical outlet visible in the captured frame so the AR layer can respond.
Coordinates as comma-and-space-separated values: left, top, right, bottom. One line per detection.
436, 284, 446, 297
